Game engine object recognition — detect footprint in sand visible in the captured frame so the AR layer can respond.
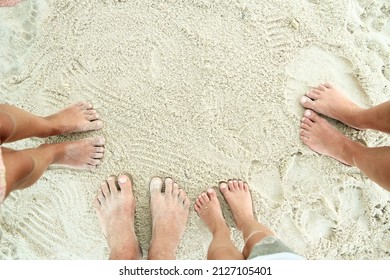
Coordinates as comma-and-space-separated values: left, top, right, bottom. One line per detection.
284, 45, 370, 119
293, 203, 337, 243
0, 0, 48, 81
248, 160, 284, 206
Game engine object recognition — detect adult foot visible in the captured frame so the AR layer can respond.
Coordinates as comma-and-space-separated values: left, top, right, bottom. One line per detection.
45, 136, 105, 169
148, 177, 190, 260
45, 101, 103, 134
219, 179, 254, 231
300, 83, 365, 129
94, 175, 141, 260
195, 188, 229, 235
300, 109, 363, 166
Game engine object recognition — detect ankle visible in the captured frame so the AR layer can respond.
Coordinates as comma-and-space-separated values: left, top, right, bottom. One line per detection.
350, 107, 368, 129
341, 139, 365, 167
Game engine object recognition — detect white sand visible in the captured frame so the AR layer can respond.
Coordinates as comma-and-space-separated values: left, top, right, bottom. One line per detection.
0, 0, 389, 260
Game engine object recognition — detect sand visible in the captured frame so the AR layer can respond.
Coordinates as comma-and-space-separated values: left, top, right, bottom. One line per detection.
0, 0, 389, 260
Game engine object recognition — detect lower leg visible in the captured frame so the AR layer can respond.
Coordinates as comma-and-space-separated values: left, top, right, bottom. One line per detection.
195, 189, 244, 260
358, 101, 390, 133
94, 175, 141, 260
0, 102, 102, 143
219, 180, 274, 259
148, 177, 190, 260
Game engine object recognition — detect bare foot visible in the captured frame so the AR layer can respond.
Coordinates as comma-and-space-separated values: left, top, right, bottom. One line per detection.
219, 179, 254, 231
0, 147, 6, 203
194, 188, 229, 234
44, 101, 103, 134
0, 0, 23, 7
148, 177, 190, 260
94, 175, 141, 260
44, 136, 105, 169
300, 83, 365, 129
300, 109, 363, 166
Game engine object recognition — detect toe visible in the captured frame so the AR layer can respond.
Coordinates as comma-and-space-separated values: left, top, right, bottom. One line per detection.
150, 177, 163, 195
243, 182, 249, 191
300, 96, 315, 109
207, 188, 217, 200
305, 90, 318, 99
172, 182, 180, 196
304, 109, 320, 122
94, 147, 104, 153
201, 192, 210, 203
300, 122, 311, 131
86, 113, 100, 121
93, 197, 101, 210
237, 180, 244, 189
324, 82, 332, 89
88, 158, 101, 166
91, 120, 103, 130
232, 179, 239, 189
97, 188, 105, 204
219, 181, 229, 194
300, 129, 310, 138
178, 189, 186, 203
317, 84, 326, 91
92, 136, 105, 146
164, 177, 174, 194
101, 181, 110, 197
106, 176, 117, 192
301, 116, 314, 126
92, 152, 104, 159
118, 174, 133, 195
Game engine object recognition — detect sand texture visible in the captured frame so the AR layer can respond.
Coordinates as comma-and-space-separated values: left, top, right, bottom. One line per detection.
0, 0, 389, 260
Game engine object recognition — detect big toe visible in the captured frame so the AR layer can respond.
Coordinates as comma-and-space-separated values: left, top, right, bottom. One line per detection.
150, 177, 163, 195
219, 181, 229, 196
118, 174, 133, 195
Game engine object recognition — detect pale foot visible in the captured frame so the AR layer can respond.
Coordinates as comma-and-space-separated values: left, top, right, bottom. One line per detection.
300, 83, 365, 129
0, 147, 6, 203
219, 179, 254, 231
0, 0, 23, 7
194, 188, 229, 235
44, 101, 103, 134
148, 177, 190, 260
300, 109, 363, 166
94, 175, 141, 260
45, 136, 105, 169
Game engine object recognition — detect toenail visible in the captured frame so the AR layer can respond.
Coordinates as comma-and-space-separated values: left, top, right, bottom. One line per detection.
118, 176, 128, 184
300, 96, 308, 103
207, 189, 213, 193
304, 110, 312, 117
301, 117, 305, 121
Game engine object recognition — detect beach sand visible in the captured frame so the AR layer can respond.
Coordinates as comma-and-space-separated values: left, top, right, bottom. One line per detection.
0, 0, 389, 260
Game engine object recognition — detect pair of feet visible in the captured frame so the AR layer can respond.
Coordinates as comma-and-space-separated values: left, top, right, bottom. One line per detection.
94, 175, 253, 259
299, 83, 365, 166
42, 101, 105, 169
